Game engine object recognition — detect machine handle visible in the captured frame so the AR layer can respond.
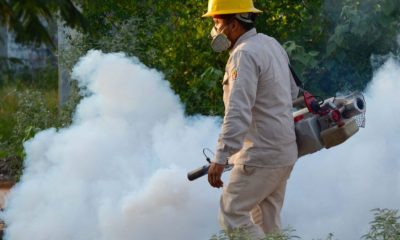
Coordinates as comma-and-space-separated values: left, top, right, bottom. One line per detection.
292, 96, 305, 108
187, 165, 210, 181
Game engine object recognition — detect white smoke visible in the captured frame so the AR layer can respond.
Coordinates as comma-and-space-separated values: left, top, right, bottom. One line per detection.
2, 51, 399, 240
2, 50, 222, 240
284, 58, 400, 239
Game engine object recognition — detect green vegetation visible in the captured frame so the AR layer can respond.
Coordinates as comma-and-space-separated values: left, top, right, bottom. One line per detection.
210, 227, 299, 240
363, 209, 400, 240
0, 0, 399, 179
0, 1, 399, 237
0, 66, 77, 179
61, 0, 400, 114
0, 0, 86, 48
209, 208, 400, 239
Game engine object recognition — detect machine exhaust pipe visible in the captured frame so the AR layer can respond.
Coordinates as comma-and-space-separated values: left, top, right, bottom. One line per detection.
341, 95, 366, 119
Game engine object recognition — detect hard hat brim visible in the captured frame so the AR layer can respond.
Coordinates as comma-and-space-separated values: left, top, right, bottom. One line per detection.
202, 8, 262, 17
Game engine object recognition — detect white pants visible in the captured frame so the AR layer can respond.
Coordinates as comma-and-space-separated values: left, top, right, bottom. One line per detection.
219, 164, 294, 240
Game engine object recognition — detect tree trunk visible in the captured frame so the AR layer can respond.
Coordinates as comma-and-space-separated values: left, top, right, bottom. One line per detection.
0, 26, 8, 59
57, 22, 71, 108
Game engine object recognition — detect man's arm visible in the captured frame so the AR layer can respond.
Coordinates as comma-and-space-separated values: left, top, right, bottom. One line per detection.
215, 50, 258, 164
208, 50, 258, 188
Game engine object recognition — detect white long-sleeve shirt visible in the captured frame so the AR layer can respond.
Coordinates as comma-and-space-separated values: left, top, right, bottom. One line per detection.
214, 28, 299, 167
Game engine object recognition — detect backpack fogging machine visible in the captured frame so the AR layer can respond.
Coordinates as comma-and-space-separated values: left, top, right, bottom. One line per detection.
187, 67, 366, 181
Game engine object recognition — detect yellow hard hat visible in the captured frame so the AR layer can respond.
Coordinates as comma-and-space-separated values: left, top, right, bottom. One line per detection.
202, 0, 262, 17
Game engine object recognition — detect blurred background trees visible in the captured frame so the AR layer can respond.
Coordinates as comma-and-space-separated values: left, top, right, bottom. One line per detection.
0, 0, 85, 47
0, 0, 400, 170
67, 0, 400, 114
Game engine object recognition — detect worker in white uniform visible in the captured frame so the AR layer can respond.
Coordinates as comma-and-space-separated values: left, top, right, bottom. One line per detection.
203, 0, 299, 239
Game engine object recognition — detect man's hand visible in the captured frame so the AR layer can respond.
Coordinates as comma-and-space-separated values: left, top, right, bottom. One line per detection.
208, 162, 225, 188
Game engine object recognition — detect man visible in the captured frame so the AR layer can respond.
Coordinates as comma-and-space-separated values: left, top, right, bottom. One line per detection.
202, 0, 299, 239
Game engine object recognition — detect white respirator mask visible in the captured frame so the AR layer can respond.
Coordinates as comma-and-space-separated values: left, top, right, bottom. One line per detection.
210, 26, 231, 53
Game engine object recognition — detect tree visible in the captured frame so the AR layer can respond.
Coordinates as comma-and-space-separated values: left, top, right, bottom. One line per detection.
301, 0, 400, 96
0, 0, 86, 48
67, 0, 318, 115
64, 0, 400, 115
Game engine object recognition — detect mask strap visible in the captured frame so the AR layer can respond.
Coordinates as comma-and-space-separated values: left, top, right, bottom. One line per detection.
235, 13, 254, 23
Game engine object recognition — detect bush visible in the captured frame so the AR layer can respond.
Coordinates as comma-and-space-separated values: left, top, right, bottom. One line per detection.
0, 65, 78, 179
0, 88, 56, 179
210, 209, 400, 240
363, 208, 400, 240
210, 228, 299, 240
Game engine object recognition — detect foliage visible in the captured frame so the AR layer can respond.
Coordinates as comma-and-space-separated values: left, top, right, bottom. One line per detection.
2, 0, 400, 117
0, 88, 56, 160
321, 233, 337, 240
363, 208, 400, 240
208, 208, 400, 239
0, 87, 56, 179
69, 0, 226, 115
0, 0, 86, 48
66, 0, 400, 115
210, 229, 252, 240
2, 0, 400, 177
68, 0, 322, 115
0, 68, 76, 178
210, 228, 299, 240
302, 0, 400, 97
0, 87, 18, 158
283, 41, 320, 70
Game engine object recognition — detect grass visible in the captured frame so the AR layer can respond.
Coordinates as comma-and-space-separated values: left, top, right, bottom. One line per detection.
0, 86, 18, 156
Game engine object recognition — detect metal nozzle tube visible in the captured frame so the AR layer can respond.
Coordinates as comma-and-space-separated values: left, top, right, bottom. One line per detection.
187, 165, 210, 181
342, 97, 366, 119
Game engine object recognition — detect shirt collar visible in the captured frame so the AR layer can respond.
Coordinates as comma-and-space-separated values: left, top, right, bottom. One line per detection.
229, 28, 257, 55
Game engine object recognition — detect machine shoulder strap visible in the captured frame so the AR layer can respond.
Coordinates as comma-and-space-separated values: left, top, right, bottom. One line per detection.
289, 64, 304, 89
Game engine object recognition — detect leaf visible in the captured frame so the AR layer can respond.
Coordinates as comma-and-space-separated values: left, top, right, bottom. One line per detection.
308, 51, 319, 57
283, 41, 297, 55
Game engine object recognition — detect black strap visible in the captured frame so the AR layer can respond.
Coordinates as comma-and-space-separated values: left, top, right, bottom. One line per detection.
289, 64, 304, 89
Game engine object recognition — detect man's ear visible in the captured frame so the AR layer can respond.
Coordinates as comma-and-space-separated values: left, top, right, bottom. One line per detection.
230, 19, 239, 32
230, 19, 243, 34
